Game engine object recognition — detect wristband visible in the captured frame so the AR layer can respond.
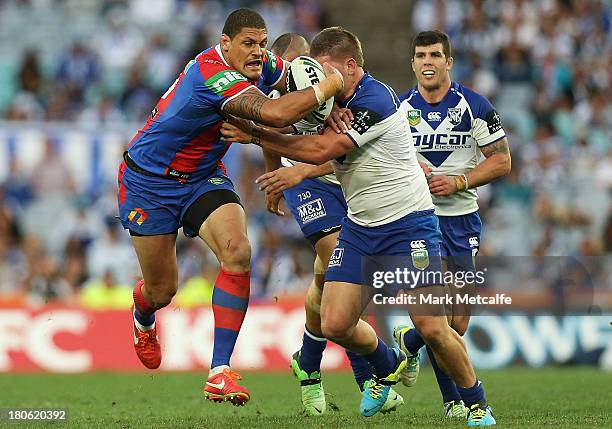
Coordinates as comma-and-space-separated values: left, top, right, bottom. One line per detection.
312, 84, 326, 105
454, 174, 468, 191
313, 73, 343, 104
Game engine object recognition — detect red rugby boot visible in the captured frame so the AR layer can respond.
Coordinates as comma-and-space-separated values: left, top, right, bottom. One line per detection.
132, 305, 161, 369
204, 368, 250, 406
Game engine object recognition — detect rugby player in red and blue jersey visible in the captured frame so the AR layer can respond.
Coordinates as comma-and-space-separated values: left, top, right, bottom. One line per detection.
117, 8, 344, 406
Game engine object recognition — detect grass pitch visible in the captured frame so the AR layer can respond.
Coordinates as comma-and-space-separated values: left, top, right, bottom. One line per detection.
1, 367, 610, 428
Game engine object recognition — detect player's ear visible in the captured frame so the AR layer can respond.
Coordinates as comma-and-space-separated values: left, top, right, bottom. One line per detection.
346, 58, 357, 75
446, 56, 454, 71
411, 58, 416, 73
220, 34, 231, 52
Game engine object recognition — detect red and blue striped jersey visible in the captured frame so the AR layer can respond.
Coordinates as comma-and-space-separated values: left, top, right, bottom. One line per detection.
127, 44, 285, 181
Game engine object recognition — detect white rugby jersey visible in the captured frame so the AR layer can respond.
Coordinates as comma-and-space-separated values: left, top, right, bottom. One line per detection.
399, 82, 506, 216
333, 73, 433, 227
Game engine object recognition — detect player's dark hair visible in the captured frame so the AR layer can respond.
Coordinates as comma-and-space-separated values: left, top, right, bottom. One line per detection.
270, 33, 308, 57
222, 8, 266, 39
311, 26, 364, 67
411, 30, 452, 59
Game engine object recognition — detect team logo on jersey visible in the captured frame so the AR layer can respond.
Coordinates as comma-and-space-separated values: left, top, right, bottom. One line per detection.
208, 177, 226, 185
266, 50, 278, 70
128, 208, 148, 226
205, 70, 247, 95
297, 198, 327, 224
485, 110, 503, 134
407, 109, 421, 126
351, 108, 380, 135
328, 247, 344, 268
410, 240, 429, 270
447, 108, 462, 126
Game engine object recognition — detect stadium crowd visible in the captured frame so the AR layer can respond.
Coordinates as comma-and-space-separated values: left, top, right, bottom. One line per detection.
0, 0, 609, 305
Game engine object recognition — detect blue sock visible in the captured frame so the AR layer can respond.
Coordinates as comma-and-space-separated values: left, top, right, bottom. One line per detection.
210, 270, 249, 368
364, 338, 397, 378
404, 328, 425, 355
211, 328, 239, 368
299, 327, 327, 374
457, 379, 486, 407
346, 350, 373, 389
133, 307, 155, 326
426, 346, 462, 403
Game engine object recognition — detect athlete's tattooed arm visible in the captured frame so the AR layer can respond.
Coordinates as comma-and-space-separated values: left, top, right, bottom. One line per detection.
464, 137, 511, 189
223, 87, 320, 127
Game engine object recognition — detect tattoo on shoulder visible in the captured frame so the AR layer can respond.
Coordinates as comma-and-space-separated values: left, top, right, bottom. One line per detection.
481, 138, 509, 157
225, 93, 268, 122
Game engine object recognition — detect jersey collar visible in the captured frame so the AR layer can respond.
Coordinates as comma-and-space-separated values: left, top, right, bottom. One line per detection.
214, 44, 230, 66
414, 81, 459, 106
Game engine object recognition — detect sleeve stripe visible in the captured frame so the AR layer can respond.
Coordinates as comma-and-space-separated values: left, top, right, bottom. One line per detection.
268, 58, 287, 88
478, 133, 506, 147
220, 85, 265, 111
346, 132, 360, 148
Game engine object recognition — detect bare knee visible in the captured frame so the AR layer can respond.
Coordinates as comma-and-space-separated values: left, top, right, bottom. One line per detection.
451, 317, 469, 336
321, 314, 354, 342
414, 320, 449, 348
144, 279, 178, 309
219, 234, 251, 272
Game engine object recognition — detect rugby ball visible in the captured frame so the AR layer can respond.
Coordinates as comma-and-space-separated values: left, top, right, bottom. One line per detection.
286, 56, 334, 126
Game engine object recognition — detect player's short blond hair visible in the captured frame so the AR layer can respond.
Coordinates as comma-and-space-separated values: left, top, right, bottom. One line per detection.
311, 26, 364, 67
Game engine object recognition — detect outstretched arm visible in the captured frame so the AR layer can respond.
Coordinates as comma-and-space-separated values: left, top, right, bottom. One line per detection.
255, 162, 334, 195
223, 64, 343, 128
220, 119, 355, 165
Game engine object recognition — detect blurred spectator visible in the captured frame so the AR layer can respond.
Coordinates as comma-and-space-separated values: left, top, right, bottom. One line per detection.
60, 236, 88, 290
80, 270, 132, 309
129, 0, 176, 25
56, 41, 101, 107
143, 33, 181, 91
293, 0, 325, 40
86, 216, 139, 287
30, 138, 76, 197
177, 0, 225, 37
23, 251, 74, 305
79, 93, 126, 125
119, 63, 157, 121
254, 0, 295, 38
94, 6, 145, 73
17, 49, 43, 96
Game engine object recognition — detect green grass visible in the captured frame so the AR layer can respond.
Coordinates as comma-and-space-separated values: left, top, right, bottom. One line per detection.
1, 367, 610, 428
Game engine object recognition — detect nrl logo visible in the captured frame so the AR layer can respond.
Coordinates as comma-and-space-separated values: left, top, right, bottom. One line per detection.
411, 248, 429, 271
407, 109, 421, 126
447, 108, 462, 126
410, 240, 429, 270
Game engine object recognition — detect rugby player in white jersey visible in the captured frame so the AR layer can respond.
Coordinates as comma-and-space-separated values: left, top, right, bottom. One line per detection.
263, 32, 403, 416
221, 27, 496, 425
394, 30, 510, 422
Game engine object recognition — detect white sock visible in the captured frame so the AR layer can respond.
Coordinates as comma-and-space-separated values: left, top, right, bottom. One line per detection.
209, 365, 230, 376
